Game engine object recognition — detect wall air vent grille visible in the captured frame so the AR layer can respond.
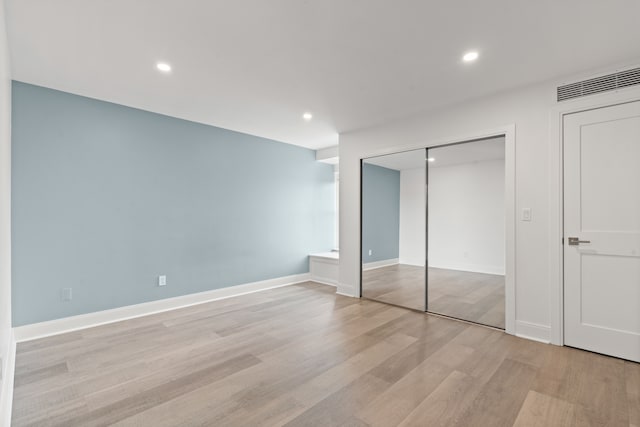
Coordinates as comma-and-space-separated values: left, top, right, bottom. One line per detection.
557, 67, 640, 101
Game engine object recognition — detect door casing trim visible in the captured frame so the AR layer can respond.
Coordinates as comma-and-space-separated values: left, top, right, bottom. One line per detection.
548, 86, 640, 346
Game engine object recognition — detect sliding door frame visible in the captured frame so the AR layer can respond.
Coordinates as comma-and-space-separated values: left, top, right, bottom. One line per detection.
359, 125, 516, 336
359, 149, 428, 313
425, 136, 507, 329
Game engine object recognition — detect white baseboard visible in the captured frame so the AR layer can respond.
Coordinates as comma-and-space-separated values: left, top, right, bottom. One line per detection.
398, 260, 425, 267
336, 283, 358, 298
362, 258, 399, 271
336, 289, 357, 298
310, 278, 338, 287
515, 320, 551, 344
14, 273, 311, 343
0, 330, 15, 427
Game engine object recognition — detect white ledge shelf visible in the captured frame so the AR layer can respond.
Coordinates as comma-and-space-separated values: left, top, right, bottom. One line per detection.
309, 252, 339, 286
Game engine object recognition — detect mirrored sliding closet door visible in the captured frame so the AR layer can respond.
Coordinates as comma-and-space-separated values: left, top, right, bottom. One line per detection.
361, 149, 426, 311
426, 137, 506, 329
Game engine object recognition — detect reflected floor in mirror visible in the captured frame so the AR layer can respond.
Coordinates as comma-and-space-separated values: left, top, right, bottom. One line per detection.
362, 265, 505, 329
362, 264, 426, 311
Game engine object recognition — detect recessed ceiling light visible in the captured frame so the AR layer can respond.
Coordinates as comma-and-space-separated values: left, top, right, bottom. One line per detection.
156, 62, 172, 72
303, 112, 313, 121
462, 51, 479, 62
427, 157, 435, 162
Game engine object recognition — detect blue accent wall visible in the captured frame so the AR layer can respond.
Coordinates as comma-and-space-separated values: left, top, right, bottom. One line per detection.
11, 81, 335, 326
362, 163, 400, 263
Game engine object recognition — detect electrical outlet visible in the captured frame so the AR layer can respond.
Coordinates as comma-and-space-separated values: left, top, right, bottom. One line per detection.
61, 288, 72, 302
368, 249, 372, 256
158, 275, 167, 286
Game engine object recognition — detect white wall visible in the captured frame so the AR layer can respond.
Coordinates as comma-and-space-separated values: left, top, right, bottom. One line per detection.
397, 159, 505, 274
428, 159, 505, 275
338, 62, 639, 341
339, 79, 552, 336
0, 0, 11, 421
399, 168, 425, 266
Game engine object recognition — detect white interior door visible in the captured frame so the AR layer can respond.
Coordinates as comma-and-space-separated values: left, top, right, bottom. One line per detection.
564, 100, 640, 362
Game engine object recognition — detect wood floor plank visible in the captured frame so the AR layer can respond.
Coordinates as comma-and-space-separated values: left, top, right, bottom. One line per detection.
12, 281, 640, 427
13, 361, 68, 388
367, 317, 467, 384
282, 373, 391, 427
291, 333, 417, 407
363, 265, 505, 329
397, 370, 481, 427
63, 353, 261, 427
531, 345, 629, 426
358, 330, 479, 427
106, 301, 409, 425
358, 360, 452, 427
627, 362, 640, 427
454, 329, 513, 384
11, 387, 86, 427
513, 391, 577, 427
452, 358, 538, 427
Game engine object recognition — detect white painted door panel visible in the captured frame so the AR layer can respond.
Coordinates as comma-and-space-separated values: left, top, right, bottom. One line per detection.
564, 100, 640, 362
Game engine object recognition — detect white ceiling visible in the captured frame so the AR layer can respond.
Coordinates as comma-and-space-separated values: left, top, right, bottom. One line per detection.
6, 1, 640, 149
364, 136, 504, 170
365, 149, 426, 171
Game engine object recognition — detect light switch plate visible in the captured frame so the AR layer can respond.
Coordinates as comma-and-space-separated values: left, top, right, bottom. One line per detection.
522, 208, 532, 221
158, 275, 167, 286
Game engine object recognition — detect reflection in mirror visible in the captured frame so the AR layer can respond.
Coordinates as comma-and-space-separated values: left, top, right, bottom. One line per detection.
427, 136, 506, 328
361, 149, 426, 311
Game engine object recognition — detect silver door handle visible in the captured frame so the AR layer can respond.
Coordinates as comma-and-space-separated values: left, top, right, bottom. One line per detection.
568, 237, 591, 246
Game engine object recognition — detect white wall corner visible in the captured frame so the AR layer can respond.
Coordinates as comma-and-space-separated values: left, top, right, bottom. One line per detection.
0, 330, 15, 427
515, 320, 551, 344
316, 145, 339, 164
336, 283, 358, 298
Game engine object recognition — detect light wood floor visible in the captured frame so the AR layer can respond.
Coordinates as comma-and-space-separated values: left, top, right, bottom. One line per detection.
362, 265, 505, 329
12, 282, 639, 426
362, 264, 426, 312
